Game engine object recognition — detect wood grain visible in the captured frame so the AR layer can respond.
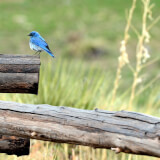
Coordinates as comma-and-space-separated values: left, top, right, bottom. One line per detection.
0, 55, 40, 94
0, 100, 160, 157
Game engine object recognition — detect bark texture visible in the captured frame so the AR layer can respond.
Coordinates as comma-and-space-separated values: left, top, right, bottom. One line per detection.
0, 100, 160, 157
0, 55, 40, 94
0, 135, 30, 156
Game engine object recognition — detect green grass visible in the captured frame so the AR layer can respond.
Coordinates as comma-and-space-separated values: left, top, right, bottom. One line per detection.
0, 58, 112, 109
1, 58, 159, 113
0, 0, 160, 58
0, 0, 160, 159
1, 59, 160, 160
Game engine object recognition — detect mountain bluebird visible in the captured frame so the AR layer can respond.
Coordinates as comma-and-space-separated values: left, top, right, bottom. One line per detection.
28, 31, 55, 58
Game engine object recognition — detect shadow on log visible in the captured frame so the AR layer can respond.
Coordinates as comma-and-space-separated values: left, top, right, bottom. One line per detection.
0, 135, 30, 156
0, 55, 40, 94
0, 100, 160, 158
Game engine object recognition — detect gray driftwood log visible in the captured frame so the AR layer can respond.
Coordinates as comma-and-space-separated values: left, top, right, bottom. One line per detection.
0, 135, 30, 156
0, 54, 40, 94
0, 100, 160, 157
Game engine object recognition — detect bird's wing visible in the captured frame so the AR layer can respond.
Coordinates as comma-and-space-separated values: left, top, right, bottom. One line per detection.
38, 35, 52, 51
39, 35, 46, 42
31, 37, 51, 51
30, 37, 55, 58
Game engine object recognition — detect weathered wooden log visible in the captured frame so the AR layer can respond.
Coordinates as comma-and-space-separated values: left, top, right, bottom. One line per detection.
0, 55, 40, 94
0, 135, 30, 156
0, 100, 160, 158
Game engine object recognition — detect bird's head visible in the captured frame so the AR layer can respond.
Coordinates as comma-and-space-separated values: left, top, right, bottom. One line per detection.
28, 31, 40, 37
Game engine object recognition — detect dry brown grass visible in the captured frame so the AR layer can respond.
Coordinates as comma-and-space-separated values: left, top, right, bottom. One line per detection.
111, 0, 160, 110
111, 0, 137, 106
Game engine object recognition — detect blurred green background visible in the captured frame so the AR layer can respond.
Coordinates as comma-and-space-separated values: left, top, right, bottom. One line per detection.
0, 0, 160, 160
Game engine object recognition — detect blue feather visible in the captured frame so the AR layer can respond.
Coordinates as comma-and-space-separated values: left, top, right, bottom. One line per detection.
28, 31, 55, 58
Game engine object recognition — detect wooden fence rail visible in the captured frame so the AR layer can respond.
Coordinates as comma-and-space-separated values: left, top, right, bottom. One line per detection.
0, 54, 40, 94
0, 100, 160, 157
0, 54, 40, 156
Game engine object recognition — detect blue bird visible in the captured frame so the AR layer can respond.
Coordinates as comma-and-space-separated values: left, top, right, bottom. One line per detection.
28, 31, 55, 58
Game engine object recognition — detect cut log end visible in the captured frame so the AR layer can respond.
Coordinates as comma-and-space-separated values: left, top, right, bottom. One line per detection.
111, 147, 122, 154
0, 55, 40, 94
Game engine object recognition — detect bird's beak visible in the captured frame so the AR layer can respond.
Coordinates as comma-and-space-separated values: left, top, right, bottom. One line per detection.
28, 33, 31, 36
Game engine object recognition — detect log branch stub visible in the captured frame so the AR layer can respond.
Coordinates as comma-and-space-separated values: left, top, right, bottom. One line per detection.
0, 55, 40, 94
0, 100, 160, 157
0, 135, 30, 156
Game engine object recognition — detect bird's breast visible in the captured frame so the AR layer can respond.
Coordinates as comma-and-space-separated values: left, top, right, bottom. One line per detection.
29, 42, 42, 51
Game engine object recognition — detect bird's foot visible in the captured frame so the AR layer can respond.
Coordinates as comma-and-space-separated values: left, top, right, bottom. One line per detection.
34, 51, 39, 55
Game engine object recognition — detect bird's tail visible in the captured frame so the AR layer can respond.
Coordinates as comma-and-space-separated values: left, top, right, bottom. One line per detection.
44, 48, 55, 58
